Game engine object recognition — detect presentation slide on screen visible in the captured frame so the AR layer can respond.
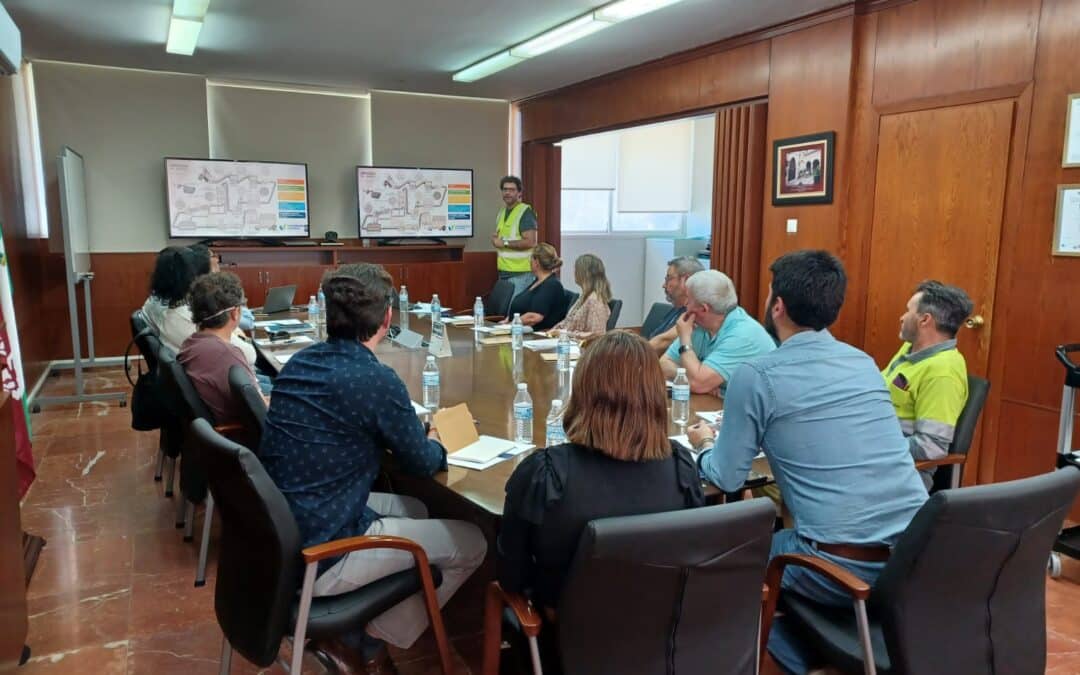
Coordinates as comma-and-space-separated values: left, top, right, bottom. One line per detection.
166, 158, 309, 238
357, 166, 473, 237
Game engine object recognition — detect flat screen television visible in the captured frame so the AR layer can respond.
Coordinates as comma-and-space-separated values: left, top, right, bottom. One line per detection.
165, 157, 310, 239
357, 165, 473, 239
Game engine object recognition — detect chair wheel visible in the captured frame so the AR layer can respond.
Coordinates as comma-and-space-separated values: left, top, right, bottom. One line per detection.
119, 399, 127, 408
1049, 553, 1063, 578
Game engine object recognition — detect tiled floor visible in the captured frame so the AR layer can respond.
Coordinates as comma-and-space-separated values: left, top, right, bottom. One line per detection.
15, 367, 1080, 674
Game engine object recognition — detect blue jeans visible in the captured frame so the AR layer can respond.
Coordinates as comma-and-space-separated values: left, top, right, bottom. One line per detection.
256, 372, 273, 396
767, 529, 886, 674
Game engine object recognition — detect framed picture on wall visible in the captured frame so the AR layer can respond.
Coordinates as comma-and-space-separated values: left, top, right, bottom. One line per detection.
1063, 94, 1080, 168
772, 131, 836, 205
1053, 184, 1080, 256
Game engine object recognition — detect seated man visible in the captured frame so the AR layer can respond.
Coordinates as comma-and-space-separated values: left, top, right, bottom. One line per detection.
647, 255, 705, 354
659, 269, 775, 395
883, 280, 973, 489
259, 263, 487, 669
688, 250, 928, 675
177, 272, 266, 431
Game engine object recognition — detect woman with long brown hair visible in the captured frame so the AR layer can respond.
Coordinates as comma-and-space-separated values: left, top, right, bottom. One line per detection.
552, 253, 613, 338
496, 331, 704, 666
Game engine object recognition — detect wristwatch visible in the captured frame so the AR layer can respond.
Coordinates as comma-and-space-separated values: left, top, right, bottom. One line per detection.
678, 344, 693, 356
501, 238, 509, 248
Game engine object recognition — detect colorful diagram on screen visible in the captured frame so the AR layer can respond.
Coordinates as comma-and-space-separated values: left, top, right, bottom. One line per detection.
357, 167, 473, 238
166, 158, 309, 238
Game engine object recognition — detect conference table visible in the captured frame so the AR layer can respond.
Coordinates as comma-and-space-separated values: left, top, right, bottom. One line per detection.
253, 310, 772, 516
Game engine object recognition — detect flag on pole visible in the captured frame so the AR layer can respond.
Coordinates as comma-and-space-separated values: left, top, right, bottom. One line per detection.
0, 223, 34, 497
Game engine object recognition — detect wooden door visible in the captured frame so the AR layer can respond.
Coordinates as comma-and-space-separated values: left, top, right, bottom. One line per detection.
862, 99, 1015, 375
231, 266, 267, 308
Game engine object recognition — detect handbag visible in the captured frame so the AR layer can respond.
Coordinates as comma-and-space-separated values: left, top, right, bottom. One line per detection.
125, 328, 167, 431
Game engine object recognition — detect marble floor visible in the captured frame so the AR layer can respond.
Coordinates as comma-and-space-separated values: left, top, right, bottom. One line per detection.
14, 367, 1080, 674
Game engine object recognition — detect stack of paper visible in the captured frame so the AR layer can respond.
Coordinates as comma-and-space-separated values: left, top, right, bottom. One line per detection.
445, 316, 475, 326
523, 338, 559, 351
539, 346, 582, 361
434, 403, 533, 470
697, 410, 724, 425
410, 303, 452, 315
255, 335, 316, 348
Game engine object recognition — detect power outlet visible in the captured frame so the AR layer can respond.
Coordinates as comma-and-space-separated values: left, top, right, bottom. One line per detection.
786, 218, 798, 234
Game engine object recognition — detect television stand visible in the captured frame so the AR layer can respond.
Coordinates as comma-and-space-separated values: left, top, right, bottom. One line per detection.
377, 238, 446, 246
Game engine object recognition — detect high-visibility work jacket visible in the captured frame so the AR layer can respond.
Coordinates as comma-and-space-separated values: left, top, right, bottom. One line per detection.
495, 202, 534, 273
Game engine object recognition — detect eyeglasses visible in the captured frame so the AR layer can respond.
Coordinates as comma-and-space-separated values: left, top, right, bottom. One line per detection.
664, 275, 681, 283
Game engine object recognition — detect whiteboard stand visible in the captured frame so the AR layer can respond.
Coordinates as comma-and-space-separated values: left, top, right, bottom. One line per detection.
32, 148, 126, 412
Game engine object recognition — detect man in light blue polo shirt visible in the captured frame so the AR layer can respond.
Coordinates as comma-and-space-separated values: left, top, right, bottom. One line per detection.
688, 250, 927, 674
659, 269, 775, 395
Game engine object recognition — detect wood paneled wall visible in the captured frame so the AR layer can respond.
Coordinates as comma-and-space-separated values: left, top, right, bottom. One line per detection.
516, 0, 1080, 501
712, 102, 767, 316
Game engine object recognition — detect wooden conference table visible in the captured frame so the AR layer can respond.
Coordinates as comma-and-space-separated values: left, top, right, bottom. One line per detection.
254, 311, 771, 516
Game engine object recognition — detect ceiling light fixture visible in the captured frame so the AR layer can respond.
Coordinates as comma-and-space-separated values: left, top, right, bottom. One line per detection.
166, 0, 211, 56
452, 0, 685, 82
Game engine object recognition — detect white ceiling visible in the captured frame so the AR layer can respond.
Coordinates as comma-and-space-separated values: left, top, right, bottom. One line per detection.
6, 0, 848, 101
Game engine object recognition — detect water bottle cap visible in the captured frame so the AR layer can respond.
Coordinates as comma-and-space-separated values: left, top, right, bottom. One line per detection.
514, 313, 521, 318
676, 367, 686, 375
552, 399, 562, 407
309, 295, 316, 302
517, 383, 527, 390
426, 355, 435, 362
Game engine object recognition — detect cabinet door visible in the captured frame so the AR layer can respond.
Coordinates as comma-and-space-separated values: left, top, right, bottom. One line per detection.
231, 267, 267, 307
403, 262, 465, 309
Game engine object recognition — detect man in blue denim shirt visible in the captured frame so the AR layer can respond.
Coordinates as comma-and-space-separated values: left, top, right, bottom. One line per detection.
260, 263, 486, 665
689, 251, 927, 674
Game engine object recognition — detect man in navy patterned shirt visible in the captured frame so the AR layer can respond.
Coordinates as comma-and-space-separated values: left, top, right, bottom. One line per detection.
260, 263, 486, 665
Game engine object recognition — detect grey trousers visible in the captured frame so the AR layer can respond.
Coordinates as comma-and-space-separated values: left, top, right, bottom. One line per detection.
312, 493, 487, 648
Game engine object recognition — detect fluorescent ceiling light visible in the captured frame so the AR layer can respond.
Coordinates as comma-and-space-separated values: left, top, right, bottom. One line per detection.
509, 15, 611, 58
166, 16, 203, 55
173, 0, 211, 18
595, 0, 685, 23
453, 51, 525, 83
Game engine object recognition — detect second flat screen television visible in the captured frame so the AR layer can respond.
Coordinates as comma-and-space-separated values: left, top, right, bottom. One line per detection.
357, 166, 473, 239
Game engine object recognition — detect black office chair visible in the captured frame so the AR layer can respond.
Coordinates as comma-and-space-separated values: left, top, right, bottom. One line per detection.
762, 467, 1080, 675
606, 299, 623, 331
190, 419, 453, 675
227, 365, 267, 451
915, 374, 990, 491
129, 310, 180, 490
640, 302, 674, 338
564, 289, 580, 309
483, 500, 777, 675
483, 279, 516, 320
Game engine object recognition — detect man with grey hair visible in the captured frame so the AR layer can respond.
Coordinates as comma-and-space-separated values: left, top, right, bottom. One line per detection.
882, 280, 974, 488
660, 269, 775, 395
647, 256, 706, 354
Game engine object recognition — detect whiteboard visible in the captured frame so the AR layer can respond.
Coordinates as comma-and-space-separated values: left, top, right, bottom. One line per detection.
57, 146, 91, 278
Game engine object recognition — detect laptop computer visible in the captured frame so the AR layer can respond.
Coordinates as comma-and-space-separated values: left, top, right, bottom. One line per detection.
259, 284, 297, 314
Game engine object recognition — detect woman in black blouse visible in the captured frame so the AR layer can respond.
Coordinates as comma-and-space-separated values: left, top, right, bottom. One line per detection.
504, 242, 569, 331
497, 331, 705, 670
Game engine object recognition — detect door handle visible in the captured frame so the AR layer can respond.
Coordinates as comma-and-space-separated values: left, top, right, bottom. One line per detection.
965, 315, 985, 329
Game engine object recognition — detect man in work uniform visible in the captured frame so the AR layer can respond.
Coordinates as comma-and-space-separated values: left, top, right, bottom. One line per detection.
882, 279, 974, 489
491, 175, 538, 297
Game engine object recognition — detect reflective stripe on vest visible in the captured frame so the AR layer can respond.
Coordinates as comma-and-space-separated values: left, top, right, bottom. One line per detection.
496, 202, 534, 272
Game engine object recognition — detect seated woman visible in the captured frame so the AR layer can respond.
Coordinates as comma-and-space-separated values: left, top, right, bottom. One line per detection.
141, 245, 257, 366
497, 331, 704, 669
551, 253, 612, 339
177, 272, 267, 434
504, 243, 569, 331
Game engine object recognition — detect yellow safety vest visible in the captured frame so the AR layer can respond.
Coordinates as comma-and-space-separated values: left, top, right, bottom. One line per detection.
495, 202, 534, 273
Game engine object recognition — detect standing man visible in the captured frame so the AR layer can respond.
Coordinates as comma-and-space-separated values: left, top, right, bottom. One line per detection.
883, 280, 973, 488
659, 270, 775, 396
647, 256, 705, 353
688, 250, 927, 674
492, 175, 538, 296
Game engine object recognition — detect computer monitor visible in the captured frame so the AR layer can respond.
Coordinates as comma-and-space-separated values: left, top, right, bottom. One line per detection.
356, 165, 473, 239
165, 157, 310, 239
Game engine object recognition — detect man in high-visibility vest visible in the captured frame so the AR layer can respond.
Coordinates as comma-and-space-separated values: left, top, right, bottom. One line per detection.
491, 175, 538, 294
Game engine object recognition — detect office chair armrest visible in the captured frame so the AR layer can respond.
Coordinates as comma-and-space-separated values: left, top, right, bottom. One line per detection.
213, 423, 246, 441
302, 534, 428, 564
760, 554, 871, 667
482, 582, 542, 675
914, 455, 966, 471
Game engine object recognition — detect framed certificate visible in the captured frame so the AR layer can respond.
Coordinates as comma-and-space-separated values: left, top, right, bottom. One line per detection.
1063, 94, 1080, 168
1053, 185, 1080, 256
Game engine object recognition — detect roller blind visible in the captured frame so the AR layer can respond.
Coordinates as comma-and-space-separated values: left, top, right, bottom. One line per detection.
561, 132, 617, 189
208, 84, 371, 238
617, 118, 692, 213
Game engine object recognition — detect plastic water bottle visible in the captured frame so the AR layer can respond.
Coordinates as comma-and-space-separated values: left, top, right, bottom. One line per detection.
422, 355, 440, 411
431, 294, 442, 323
556, 331, 572, 372
513, 383, 533, 444
546, 399, 566, 447
307, 294, 319, 326
511, 313, 524, 351
474, 296, 485, 329
399, 285, 409, 316
672, 367, 690, 426
317, 288, 326, 318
